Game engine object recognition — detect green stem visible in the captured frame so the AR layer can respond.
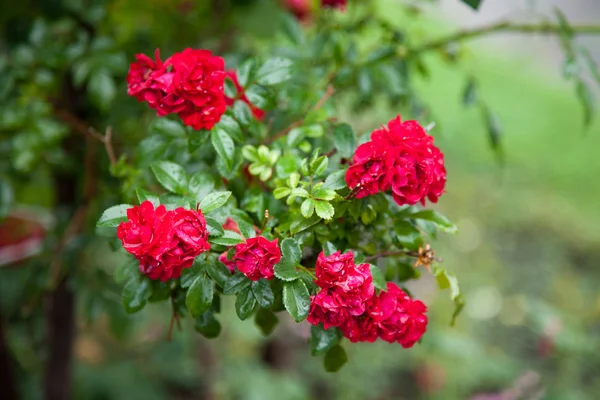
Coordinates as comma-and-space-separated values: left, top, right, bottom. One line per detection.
412, 21, 600, 54
298, 265, 316, 280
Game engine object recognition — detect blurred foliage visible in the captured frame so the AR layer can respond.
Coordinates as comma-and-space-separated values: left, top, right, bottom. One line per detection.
1, 0, 600, 399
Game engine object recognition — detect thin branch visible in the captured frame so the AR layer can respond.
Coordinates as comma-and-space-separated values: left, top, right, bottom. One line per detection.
364, 250, 418, 262
103, 126, 117, 167
413, 21, 600, 54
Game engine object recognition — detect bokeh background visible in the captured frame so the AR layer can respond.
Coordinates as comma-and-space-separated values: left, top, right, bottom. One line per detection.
1, 0, 600, 399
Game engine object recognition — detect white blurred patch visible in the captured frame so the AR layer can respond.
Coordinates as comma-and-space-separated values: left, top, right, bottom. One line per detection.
466, 286, 503, 320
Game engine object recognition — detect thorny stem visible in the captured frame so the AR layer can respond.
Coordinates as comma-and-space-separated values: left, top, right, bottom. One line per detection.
412, 21, 600, 54
167, 296, 179, 342
344, 186, 360, 200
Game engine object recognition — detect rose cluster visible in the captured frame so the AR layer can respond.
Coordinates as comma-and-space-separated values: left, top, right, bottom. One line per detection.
126, 48, 226, 130
308, 251, 428, 347
117, 201, 210, 281
285, 0, 346, 20
345, 115, 446, 206
232, 237, 281, 281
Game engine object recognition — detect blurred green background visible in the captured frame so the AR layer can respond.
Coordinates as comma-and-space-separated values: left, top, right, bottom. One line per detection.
2, 0, 600, 399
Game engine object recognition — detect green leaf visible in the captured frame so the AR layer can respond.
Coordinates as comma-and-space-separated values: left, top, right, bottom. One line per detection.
224, 76, 237, 98
209, 230, 244, 246
283, 279, 310, 322
274, 238, 301, 281
333, 123, 356, 158
313, 188, 336, 201
312, 156, 329, 177
323, 241, 337, 257
233, 101, 252, 126
149, 118, 186, 138
199, 191, 231, 213
310, 323, 341, 356
369, 265, 387, 291
224, 273, 251, 295
88, 69, 115, 111
186, 274, 214, 317
323, 170, 347, 190
180, 264, 203, 289
96, 204, 132, 228
462, 77, 478, 107
460, 0, 483, 11
255, 308, 279, 336
323, 345, 348, 372
207, 262, 232, 289
251, 279, 275, 309
217, 114, 242, 142
236, 59, 257, 88
235, 286, 257, 320
195, 311, 221, 339
576, 80, 595, 127
0, 179, 13, 219
115, 259, 138, 284
205, 217, 224, 237
300, 198, 315, 218
242, 145, 260, 162
188, 172, 216, 202
315, 200, 334, 220
434, 266, 464, 326
211, 128, 235, 173
150, 161, 188, 195
281, 12, 304, 45
274, 187, 292, 199
245, 84, 273, 110
482, 106, 502, 153
122, 277, 151, 314
256, 57, 294, 85
290, 214, 321, 234
135, 188, 160, 207
276, 155, 301, 179
411, 210, 457, 233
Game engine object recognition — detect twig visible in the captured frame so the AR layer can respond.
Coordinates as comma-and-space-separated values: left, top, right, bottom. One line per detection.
364, 250, 418, 262
103, 126, 117, 166
412, 21, 600, 54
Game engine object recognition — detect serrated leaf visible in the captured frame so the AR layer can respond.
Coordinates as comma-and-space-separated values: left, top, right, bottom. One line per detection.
274, 238, 301, 281
195, 311, 221, 338
224, 273, 251, 295
310, 323, 341, 356
209, 230, 244, 246
217, 114, 242, 142
323, 345, 348, 372
411, 210, 457, 233
323, 170, 347, 190
256, 57, 294, 85
235, 286, 257, 320
255, 308, 279, 336
333, 124, 356, 158
211, 128, 235, 173
186, 274, 214, 317
236, 59, 256, 88
300, 198, 315, 218
224, 76, 237, 98
151, 161, 188, 195
205, 217, 224, 237
315, 200, 334, 220
199, 191, 231, 213
242, 145, 260, 162
434, 266, 464, 326
369, 265, 387, 291
283, 279, 310, 322
96, 204, 132, 228
312, 156, 328, 177
251, 279, 275, 309
135, 188, 160, 207
207, 261, 232, 289
122, 277, 151, 314
313, 188, 336, 201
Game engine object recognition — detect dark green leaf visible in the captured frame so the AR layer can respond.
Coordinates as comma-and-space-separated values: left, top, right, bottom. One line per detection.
482, 106, 502, 153
370, 265, 387, 291
323, 241, 337, 256
224, 273, 251, 295
256, 57, 294, 85
186, 274, 214, 317
207, 262, 232, 289
151, 161, 188, 195
211, 128, 235, 173
195, 311, 221, 338
254, 308, 279, 336
224, 76, 237, 98
245, 84, 274, 110
281, 12, 304, 45
460, 0, 483, 11
0, 179, 13, 219
411, 210, 457, 233
236, 59, 257, 88
233, 100, 252, 126
290, 214, 321, 234
149, 281, 171, 303
323, 170, 347, 190
135, 188, 160, 207
188, 172, 216, 202
88, 69, 115, 111
235, 286, 257, 320
283, 279, 310, 322
96, 204, 132, 228
576, 80, 595, 127
217, 114, 243, 142
115, 259, 138, 284
122, 277, 151, 314
310, 323, 341, 356
251, 279, 275, 309
333, 123, 356, 158
205, 217, 224, 237
462, 78, 478, 107
199, 191, 231, 213
180, 264, 203, 289
274, 238, 301, 281
149, 118, 186, 138
323, 345, 348, 372
357, 69, 373, 95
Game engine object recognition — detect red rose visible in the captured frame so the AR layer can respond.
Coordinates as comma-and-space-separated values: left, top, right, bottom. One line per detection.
222, 217, 241, 235
322, 0, 346, 9
118, 201, 211, 282
169, 48, 227, 130
284, 0, 312, 20
307, 289, 350, 329
126, 49, 172, 111
315, 251, 373, 297
225, 70, 265, 120
218, 251, 237, 274
233, 236, 281, 281
345, 115, 446, 206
